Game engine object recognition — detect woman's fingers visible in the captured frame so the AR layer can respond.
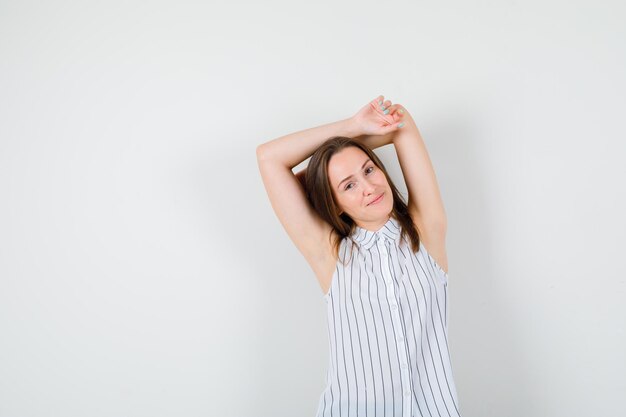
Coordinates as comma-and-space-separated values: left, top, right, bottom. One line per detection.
369, 95, 404, 122
380, 101, 402, 118
371, 95, 396, 110
370, 95, 385, 112
378, 100, 391, 113
388, 104, 404, 117
380, 103, 404, 123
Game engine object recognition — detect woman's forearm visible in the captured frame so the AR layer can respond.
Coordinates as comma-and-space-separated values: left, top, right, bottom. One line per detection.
355, 131, 395, 151
292, 131, 394, 182
256, 118, 358, 169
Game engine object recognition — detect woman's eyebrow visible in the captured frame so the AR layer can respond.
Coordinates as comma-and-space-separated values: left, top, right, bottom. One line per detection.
338, 158, 372, 189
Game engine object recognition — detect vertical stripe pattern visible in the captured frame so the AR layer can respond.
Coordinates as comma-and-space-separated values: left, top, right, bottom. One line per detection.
315, 216, 461, 417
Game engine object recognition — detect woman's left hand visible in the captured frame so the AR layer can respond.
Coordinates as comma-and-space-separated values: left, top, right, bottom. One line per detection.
350, 95, 405, 136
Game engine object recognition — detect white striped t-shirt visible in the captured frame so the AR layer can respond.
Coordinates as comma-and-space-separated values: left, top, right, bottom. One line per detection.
315, 215, 462, 417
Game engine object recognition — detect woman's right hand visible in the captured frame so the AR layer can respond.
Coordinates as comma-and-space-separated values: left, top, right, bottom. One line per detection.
349, 95, 406, 136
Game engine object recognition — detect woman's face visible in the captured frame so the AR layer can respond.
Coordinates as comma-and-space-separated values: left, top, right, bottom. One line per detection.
327, 146, 393, 227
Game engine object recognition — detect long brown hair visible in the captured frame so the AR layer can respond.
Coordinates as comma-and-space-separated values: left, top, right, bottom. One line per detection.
304, 136, 421, 263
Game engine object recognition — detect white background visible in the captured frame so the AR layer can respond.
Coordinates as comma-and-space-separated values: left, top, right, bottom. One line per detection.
1, 1, 625, 416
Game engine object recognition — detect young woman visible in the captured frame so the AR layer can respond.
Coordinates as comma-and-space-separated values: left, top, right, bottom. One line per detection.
256, 95, 462, 417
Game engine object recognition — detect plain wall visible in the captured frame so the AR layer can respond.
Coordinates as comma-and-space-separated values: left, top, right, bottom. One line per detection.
1, 1, 625, 416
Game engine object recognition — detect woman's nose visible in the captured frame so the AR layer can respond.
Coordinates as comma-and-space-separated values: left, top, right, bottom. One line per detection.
363, 179, 376, 194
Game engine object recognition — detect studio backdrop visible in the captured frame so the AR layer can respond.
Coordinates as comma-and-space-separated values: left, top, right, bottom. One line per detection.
1, 1, 624, 416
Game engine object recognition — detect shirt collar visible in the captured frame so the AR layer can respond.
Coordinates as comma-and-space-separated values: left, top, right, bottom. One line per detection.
351, 215, 402, 250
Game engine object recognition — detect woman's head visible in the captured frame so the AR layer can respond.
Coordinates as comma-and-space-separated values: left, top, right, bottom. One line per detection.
305, 136, 421, 258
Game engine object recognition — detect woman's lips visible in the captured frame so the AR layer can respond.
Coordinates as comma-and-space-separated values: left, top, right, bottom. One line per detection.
368, 193, 384, 205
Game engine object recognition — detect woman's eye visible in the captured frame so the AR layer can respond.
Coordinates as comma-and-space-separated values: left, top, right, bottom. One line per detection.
366, 166, 374, 174
345, 183, 354, 190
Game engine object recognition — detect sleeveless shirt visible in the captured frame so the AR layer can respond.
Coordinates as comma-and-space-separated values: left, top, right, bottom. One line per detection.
315, 216, 462, 417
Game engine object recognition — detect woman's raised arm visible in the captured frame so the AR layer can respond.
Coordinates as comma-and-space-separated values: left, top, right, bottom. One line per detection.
391, 109, 447, 230
390, 107, 449, 274
256, 117, 358, 270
